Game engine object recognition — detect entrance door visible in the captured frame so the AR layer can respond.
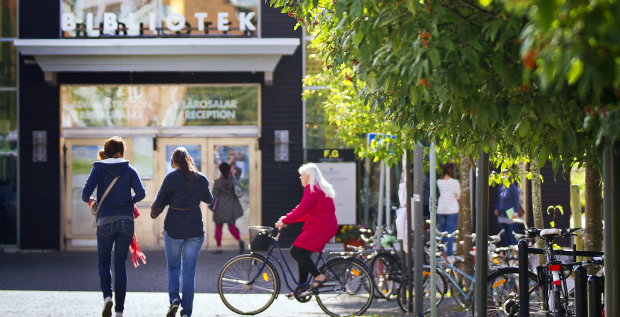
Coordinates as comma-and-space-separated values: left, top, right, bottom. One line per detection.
155, 138, 259, 250
62, 138, 134, 250
207, 138, 260, 251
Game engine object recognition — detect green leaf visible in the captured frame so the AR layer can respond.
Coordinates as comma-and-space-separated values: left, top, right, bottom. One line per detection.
550, 221, 556, 228
567, 58, 584, 85
353, 31, 364, 46
556, 205, 564, 215
546, 205, 554, 214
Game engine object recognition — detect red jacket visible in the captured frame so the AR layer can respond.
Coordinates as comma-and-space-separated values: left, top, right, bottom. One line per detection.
282, 185, 338, 252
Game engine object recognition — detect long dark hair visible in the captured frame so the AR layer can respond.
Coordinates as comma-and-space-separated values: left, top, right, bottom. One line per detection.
98, 136, 125, 160
171, 147, 198, 189
442, 163, 456, 179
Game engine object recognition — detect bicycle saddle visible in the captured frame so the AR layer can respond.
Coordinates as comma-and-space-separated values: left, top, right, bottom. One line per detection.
540, 228, 561, 238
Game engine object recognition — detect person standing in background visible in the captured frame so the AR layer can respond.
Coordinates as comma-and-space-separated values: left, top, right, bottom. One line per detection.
210, 162, 244, 254
436, 163, 460, 263
494, 169, 521, 246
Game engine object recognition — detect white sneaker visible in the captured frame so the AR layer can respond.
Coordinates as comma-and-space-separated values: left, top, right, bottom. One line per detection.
102, 297, 113, 317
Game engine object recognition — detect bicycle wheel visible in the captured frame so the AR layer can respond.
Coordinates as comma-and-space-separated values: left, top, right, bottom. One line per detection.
450, 260, 469, 308
486, 267, 541, 317
397, 267, 447, 313
218, 255, 279, 315
370, 253, 397, 299
315, 257, 374, 317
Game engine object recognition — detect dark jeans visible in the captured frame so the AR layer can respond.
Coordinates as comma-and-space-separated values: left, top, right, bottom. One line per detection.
290, 245, 321, 286
97, 219, 134, 313
498, 222, 519, 246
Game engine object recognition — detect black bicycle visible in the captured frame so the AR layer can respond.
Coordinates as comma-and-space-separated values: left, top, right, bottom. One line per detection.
217, 226, 375, 317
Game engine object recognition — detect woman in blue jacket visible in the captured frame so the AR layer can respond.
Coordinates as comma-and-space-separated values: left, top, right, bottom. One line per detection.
82, 136, 146, 317
151, 147, 213, 317
494, 169, 520, 246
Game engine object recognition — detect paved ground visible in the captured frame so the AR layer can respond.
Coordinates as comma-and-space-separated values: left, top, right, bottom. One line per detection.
0, 249, 468, 316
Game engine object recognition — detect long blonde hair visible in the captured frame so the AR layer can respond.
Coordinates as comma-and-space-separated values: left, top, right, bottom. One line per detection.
299, 163, 336, 198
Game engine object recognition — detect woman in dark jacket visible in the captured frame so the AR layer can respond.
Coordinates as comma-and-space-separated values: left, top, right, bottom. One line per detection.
82, 136, 146, 317
151, 147, 213, 317
210, 162, 244, 254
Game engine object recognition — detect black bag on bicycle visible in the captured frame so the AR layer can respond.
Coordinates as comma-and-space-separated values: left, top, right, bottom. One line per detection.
249, 226, 272, 252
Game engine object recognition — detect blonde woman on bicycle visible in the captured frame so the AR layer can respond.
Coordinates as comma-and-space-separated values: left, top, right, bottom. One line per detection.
275, 163, 338, 298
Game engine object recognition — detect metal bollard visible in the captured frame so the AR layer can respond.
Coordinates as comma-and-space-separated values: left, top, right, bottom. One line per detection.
588, 275, 602, 317
574, 265, 587, 317
518, 240, 529, 317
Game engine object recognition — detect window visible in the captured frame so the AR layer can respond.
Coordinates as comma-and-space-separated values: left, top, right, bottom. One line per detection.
302, 32, 350, 150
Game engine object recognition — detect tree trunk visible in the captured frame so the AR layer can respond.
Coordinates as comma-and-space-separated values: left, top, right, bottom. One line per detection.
584, 159, 603, 274
530, 156, 546, 266
459, 155, 474, 285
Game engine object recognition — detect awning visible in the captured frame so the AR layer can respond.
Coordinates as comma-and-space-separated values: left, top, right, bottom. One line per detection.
14, 38, 300, 86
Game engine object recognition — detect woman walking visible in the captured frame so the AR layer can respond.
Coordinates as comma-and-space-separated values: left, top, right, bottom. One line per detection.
151, 147, 213, 317
210, 162, 244, 254
436, 163, 460, 263
275, 163, 338, 297
82, 136, 146, 317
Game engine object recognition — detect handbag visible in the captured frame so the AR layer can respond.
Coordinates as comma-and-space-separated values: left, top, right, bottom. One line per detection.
209, 198, 219, 211
90, 176, 120, 228
233, 177, 243, 198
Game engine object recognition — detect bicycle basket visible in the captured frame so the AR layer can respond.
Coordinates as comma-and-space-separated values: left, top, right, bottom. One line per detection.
248, 226, 274, 252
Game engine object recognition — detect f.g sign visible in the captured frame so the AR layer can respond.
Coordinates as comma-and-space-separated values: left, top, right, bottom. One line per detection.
61, 0, 259, 38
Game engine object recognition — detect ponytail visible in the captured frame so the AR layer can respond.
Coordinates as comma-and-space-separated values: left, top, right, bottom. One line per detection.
98, 136, 125, 160
172, 147, 198, 189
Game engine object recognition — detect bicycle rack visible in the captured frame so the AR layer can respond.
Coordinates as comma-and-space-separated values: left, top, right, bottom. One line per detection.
517, 240, 605, 317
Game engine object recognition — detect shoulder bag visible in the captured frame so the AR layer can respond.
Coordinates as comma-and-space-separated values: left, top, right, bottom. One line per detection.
90, 176, 120, 228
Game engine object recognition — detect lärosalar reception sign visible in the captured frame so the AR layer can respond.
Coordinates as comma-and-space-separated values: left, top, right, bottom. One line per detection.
61, 84, 260, 128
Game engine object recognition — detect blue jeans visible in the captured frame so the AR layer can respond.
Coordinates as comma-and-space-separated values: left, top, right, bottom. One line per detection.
437, 213, 459, 256
164, 231, 205, 317
97, 219, 134, 313
498, 222, 519, 246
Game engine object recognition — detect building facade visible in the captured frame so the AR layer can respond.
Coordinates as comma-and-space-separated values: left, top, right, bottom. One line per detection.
3, 0, 571, 251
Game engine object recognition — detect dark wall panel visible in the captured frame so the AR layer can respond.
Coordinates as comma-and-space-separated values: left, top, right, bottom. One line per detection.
19, 58, 61, 249
20, 0, 59, 39
261, 4, 303, 246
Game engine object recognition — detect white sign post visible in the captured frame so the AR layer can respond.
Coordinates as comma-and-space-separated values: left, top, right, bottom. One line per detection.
315, 163, 356, 224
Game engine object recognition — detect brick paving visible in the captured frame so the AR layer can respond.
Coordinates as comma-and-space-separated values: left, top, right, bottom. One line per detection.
0, 249, 468, 316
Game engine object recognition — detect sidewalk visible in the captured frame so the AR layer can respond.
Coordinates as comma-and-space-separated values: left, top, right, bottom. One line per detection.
0, 249, 467, 316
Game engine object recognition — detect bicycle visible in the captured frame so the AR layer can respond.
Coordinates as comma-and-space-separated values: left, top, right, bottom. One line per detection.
515, 227, 586, 317
397, 229, 542, 316
217, 226, 375, 317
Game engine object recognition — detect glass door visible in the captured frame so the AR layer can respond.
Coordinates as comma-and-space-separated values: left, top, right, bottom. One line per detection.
207, 138, 260, 251
62, 138, 134, 250
156, 138, 208, 249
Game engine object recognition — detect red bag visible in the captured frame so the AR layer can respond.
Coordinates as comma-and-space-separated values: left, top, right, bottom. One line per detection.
130, 206, 147, 268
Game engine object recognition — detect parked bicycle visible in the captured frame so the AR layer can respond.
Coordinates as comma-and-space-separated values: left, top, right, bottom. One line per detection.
217, 226, 375, 317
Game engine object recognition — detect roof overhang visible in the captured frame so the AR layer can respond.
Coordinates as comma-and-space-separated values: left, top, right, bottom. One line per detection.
15, 38, 300, 86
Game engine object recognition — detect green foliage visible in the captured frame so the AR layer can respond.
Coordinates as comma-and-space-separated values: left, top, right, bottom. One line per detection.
275, 0, 593, 173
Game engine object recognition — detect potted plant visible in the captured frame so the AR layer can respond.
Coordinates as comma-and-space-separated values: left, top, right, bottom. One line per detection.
335, 224, 367, 249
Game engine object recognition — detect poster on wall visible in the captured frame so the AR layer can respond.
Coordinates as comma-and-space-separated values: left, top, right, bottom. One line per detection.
61, 84, 260, 128
314, 163, 356, 225
160, 85, 259, 127
60, 0, 259, 38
